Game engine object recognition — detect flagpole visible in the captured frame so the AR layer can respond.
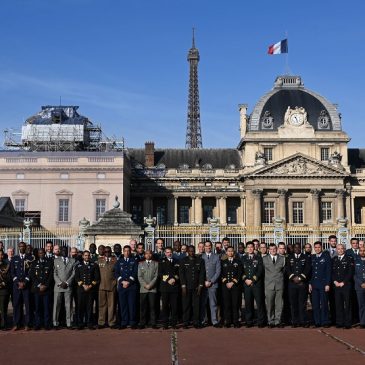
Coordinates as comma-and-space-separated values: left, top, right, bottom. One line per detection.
285, 31, 290, 75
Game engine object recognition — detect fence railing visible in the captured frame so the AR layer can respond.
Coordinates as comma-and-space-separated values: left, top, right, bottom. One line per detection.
0, 225, 364, 253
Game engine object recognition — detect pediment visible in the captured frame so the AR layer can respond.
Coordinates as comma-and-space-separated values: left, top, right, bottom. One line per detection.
55, 189, 73, 195
247, 153, 348, 178
12, 189, 29, 196
92, 189, 110, 195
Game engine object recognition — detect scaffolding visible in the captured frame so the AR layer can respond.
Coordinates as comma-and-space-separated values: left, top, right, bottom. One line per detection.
2, 105, 124, 152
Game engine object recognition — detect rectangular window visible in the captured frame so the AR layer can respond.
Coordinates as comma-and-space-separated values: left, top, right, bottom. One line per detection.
264, 147, 273, 161
321, 148, 329, 161
263, 201, 275, 224
15, 199, 25, 212
58, 199, 69, 222
203, 203, 214, 223
227, 200, 239, 224
292, 202, 304, 224
178, 204, 190, 224
321, 202, 332, 223
156, 204, 167, 225
131, 200, 143, 224
96, 199, 106, 220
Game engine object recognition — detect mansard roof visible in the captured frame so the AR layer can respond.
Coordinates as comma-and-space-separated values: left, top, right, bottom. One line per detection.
127, 148, 242, 169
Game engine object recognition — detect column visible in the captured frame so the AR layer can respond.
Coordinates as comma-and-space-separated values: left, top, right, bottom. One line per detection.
191, 197, 196, 224
346, 183, 352, 226
361, 206, 365, 225
195, 196, 202, 225
277, 189, 287, 221
215, 196, 220, 219
174, 197, 178, 225
167, 197, 174, 225
220, 197, 227, 225
310, 189, 321, 228
240, 196, 245, 226
335, 189, 345, 220
252, 189, 263, 227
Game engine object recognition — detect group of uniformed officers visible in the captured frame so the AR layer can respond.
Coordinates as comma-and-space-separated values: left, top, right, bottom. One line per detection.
0, 235, 365, 331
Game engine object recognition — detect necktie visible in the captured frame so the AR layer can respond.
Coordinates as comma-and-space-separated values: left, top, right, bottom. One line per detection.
169, 259, 172, 263
207, 254, 210, 260
229, 259, 233, 263
147, 261, 150, 267
249, 255, 253, 260
272, 256, 276, 264
63, 257, 67, 264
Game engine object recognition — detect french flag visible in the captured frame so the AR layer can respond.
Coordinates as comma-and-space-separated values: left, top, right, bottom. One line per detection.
268, 39, 288, 55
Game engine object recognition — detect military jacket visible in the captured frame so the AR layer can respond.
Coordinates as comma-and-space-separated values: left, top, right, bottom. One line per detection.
241, 254, 263, 286
221, 258, 243, 286
29, 259, 54, 292
114, 257, 138, 286
310, 252, 331, 288
159, 257, 180, 293
286, 253, 311, 283
331, 255, 354, 285
10, 254, 34, 286
179, 256, 205, 290
0, 261, 10, 295
75, 261, 100, 288
98, 256, 117, 291
354, 257, 365, 291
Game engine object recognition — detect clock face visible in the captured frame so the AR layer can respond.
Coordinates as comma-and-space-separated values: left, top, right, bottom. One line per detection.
290, 113, 304, 126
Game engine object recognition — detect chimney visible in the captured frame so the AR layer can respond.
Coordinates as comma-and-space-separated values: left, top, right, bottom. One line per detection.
145, 141, 155, 167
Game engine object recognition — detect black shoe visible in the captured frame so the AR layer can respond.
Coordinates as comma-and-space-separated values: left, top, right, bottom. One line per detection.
110, 325, 119, 329
258, 324, 265, 328
163, 324, 169, 330
246, 323, 253, 328
213, 323, 221, 328
234, 323, 241, 328
88, 325, 95, 330
77, 325, 84, 330
183, 324, 189, 329
119, 325, 127, 330
360, 325, 365, 329
225, 323, 232, 328
277, 323, 285, 328
66, 326, 73, 330
302, 323, 310, 328
131, 325, 138, 330
97, 325, 105, 329
323, 324, 331, 328
138, 324, 145, 330
336, 325, 343, 328
269, 324, 276, 328
44, 326, 51, 331
344, 325, 352, 329
172, 325, 178, 329
34, 326, 40, 331
151, 325, 159, 329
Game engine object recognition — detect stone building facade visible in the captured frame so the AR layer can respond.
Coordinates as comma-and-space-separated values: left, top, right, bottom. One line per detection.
128, 75, 365, 233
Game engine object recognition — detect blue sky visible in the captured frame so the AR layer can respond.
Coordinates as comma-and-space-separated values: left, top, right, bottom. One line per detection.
0, 0, 364, 148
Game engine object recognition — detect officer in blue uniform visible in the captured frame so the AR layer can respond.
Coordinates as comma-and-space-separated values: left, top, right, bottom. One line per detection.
286, 243, 311, 327
10, 241, 32, 330
75, 250, 100, 329
114, 245, 138, 329
354, 246, 365, 328
29, 248, 53, 330
332, 243, 354, 329
309, 241, 331, 327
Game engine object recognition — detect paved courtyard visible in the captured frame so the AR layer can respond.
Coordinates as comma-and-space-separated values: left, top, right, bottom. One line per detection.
1, 326, 364, 365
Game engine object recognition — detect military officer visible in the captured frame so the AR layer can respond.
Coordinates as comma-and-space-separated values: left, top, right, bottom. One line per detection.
137, 250, 159, 329
10, 241, 32, 330
158, 247, 180, 329
241, 242, 265, 327
221, 246, 243, 328
309, 241, 331, 327
135, 243, 145, 262
179, 245, 205, 329
29, 248, 53, 330
113, 244, 122, 260
332, 243, 354, 328
346, 238, 360, 259
97, 246, 117, 329
286, 243, 311, 327
75, 250, 100, 329
114, 245, 138, 329
354, 246, 365, 328
45, 241, 54, 260
153, 238, 165, 262
0, 250, 10, 330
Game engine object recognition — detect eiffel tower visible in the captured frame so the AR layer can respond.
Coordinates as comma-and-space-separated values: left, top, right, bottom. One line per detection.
185, 28, 203, 149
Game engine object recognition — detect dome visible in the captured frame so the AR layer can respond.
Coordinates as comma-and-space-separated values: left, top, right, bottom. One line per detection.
249, 76, 342, 132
